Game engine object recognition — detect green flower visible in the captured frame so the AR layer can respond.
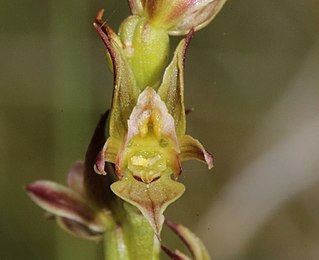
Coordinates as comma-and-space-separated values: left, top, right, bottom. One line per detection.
25, 1, 229, 257
94, 18, 213, 236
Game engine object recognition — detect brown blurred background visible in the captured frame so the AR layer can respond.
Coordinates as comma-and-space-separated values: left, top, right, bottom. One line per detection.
1, 0, 319, 259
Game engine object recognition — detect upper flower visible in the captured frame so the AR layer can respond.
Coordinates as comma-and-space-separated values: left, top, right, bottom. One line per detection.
128, 0, 227, 35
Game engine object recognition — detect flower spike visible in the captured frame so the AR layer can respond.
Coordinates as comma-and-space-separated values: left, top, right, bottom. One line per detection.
24, 0, 230, 257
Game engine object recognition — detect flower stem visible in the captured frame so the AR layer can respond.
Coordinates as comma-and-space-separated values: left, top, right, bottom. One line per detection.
104, 225, 129, 260
103, 203, 160, 260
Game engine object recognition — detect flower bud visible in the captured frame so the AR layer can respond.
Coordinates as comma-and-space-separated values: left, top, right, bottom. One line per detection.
118, 15, 169, 89
128, 0, 227, 35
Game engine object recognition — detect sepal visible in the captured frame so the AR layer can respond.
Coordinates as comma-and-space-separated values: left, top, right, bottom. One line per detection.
179, 135, 214, 169
25, 181, 104, 232
94, 11, 140, 139
95, 137, 121, 175
158, 29, 193, 136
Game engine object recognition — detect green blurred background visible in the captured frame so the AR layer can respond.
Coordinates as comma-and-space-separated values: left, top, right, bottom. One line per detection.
1, 0, 319, 259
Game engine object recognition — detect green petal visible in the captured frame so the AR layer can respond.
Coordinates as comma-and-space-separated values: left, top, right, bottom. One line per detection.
94, 17, 140, 139
103, 136, 121, 165
179, 135, 214, 169
158, 30, 193, 136
111, 173, 185, 237
94, 135, 121, 177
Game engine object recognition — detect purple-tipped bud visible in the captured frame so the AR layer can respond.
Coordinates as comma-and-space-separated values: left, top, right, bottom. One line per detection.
128, 0, 227, 35
25, 181, 105, 233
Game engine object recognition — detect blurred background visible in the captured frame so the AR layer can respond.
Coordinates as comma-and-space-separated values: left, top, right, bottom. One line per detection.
1, 0, 319, 259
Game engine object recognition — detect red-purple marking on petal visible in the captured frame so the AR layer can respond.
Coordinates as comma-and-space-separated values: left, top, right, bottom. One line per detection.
26, 181, 96, 223
161, 244, 185, 260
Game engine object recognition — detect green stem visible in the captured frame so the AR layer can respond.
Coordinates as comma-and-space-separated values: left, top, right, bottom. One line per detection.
104, 203, 160, 260
104, 225, 129, 260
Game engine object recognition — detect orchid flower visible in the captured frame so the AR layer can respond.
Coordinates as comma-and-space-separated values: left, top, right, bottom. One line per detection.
26, 0, 228, 258
93, 12, 213, 237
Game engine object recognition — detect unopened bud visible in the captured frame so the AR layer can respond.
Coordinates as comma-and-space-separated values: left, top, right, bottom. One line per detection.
128, 0, 227, 35
119, 15, 169, 89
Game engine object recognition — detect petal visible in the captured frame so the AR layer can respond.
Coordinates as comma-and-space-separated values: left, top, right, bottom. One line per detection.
91, 111, 109, 176
179, 135, 214, 169
168, 0, 228, 36
166, 219, 211, 259
67, 160, 85, 194
25, 180, 103, 231
129, 0, 227, 36
115, 87, 181, 179
95, 136, 121, 175
104, 136, 122, 164
111, 173, 185, 237
126, 87, 179, 148
158, 30, 193, 136
94, 147, 107, 175
56, 217, 104, 241
94, 11, 140, 139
